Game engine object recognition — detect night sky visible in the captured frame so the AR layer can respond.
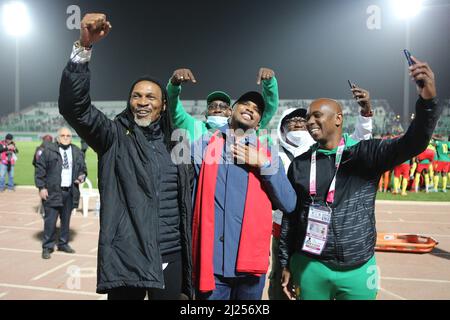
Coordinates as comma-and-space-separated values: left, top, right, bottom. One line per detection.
0, 0, 448, 117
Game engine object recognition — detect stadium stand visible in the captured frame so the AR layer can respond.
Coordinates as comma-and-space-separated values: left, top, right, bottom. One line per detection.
1, 99, 449, 139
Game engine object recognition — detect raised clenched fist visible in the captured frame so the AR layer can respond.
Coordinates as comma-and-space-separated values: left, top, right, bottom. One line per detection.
170, 68, 197, 86
256, 67, 275, 85
79, 13, 112, 47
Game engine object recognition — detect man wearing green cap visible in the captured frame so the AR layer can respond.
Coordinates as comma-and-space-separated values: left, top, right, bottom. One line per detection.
167, 68, 278, 142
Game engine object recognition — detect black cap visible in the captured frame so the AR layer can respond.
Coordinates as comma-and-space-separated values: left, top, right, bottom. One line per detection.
233, 91, 265, 114
281, 108, 307, 126
5, 133, 13, 140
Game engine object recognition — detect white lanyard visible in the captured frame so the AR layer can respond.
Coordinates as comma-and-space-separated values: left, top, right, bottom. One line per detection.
309, 138, 345, 204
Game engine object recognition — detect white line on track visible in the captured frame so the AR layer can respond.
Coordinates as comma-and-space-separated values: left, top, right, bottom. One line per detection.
0, 247, 96, 258
81, 222, 94, 228
376, 201, 450, 206
0, 225, 98, 235
31, 259, 76, 281
24, 220, 42, 227
378, 220, 450, 225
381, 276, 450, 284
0, 210, 99, 220
0, 283, 104, 297
379, 287, 407, 300
377, 209, 450, 215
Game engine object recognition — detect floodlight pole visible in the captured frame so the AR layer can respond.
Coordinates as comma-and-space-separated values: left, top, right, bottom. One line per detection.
402, 20, 410, 129
14, 37, 20, 113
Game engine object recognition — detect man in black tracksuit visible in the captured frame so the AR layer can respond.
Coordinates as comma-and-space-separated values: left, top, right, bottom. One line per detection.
58, 13, 193, 299
35, 128, 87, 259
280, 57, 442, 300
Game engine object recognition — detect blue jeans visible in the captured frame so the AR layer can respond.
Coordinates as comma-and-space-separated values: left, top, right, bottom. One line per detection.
0, 163, 14, 190
196, 274, 266, 300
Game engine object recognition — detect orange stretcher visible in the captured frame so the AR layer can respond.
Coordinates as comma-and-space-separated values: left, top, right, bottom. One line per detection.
375, 233, 439, 253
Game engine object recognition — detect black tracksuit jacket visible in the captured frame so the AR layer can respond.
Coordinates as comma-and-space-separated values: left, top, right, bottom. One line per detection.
280, 96, 442, 269
58, 61, 194, 297
34, 142, 87, 209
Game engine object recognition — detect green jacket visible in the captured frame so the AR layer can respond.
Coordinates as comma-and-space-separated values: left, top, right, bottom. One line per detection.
166, 77, 279, 142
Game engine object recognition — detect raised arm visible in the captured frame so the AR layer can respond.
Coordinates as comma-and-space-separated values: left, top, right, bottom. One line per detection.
359, 57, 442, 173
257, 68, 279, 129
58, 13, 116, 155
349, 85, 373, 141
167, 68, 206, 141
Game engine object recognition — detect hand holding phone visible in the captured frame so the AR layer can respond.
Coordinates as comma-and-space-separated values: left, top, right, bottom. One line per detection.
404, 49, 424, 88
348, 81, 373, 116
348, 79, 354, 89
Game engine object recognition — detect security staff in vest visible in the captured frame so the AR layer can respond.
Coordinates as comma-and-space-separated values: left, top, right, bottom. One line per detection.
35, 127, 87, 259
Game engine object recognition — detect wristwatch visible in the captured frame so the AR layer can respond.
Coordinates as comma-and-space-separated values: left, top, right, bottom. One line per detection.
361, 109, 373, 117
74, 40, 92, 51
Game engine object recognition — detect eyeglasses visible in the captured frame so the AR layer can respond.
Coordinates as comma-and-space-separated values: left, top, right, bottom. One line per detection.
286, 117, 307, 125
207, 102, 230, 111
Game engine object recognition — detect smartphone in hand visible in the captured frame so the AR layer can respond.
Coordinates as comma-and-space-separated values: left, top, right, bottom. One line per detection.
348, 80, 354, 89
348, 80, 358, 102
403, 49, 424, 88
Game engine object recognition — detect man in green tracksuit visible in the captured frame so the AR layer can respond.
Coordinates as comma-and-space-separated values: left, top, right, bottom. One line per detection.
166, 68, 278, 142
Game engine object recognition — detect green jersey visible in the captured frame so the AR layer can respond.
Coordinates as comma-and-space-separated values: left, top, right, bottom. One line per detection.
435, 140, 450, 162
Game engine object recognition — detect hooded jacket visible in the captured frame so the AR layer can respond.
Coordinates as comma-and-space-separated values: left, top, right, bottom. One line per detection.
58, 61, 194, 297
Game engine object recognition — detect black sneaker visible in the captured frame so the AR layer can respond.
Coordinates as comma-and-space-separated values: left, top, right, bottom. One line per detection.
58, 245, 76, 254
42, 248, 53, 259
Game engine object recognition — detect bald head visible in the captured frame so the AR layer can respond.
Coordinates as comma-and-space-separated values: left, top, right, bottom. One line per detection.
306, 98, 344, 150
310, 98, 342, 114
57, 127, 72, 146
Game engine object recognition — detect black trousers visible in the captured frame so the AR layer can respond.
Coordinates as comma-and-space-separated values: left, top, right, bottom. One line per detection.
42, 190, 73, 249
107, 254, 183, 300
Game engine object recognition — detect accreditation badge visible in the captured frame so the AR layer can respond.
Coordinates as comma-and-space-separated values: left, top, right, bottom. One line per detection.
302, 205, 332, 255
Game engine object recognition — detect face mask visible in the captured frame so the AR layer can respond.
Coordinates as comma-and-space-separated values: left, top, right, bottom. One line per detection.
285, 130, 315, 148
206, 116, 229, 128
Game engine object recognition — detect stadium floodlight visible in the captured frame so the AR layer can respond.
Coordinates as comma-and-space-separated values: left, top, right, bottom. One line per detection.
2, 1, 31, 37
392, 0, 424, 20
392, 0, 424, 127
2, 1, 31, 113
